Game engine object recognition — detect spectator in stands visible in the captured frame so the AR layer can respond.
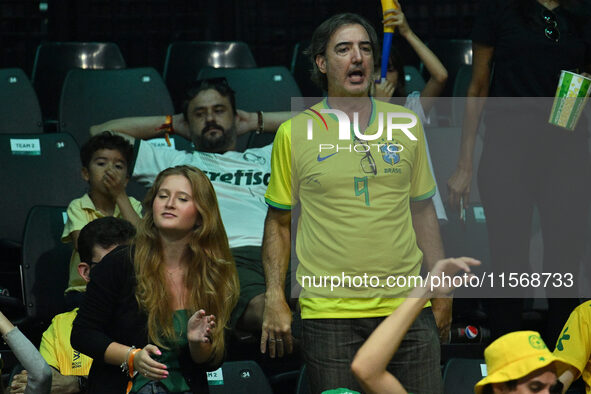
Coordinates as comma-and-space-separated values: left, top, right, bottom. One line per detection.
474, 331, 569, 394
263, 12, 447, 392
0, 310, 51, 394
553, 300, 591, 393
446, 0, 591, 342
372, 0, 449, 224
10, 217, 136, 394
373, 0, 448, 119
71, 165, 239, 393
89, 80, 293, 338
351, 257, 480, 393
62, 131, 142, 310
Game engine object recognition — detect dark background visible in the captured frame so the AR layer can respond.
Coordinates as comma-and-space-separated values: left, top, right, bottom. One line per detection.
1, 0, 479, 76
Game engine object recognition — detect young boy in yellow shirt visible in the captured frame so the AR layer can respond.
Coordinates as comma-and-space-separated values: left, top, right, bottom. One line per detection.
62, 131, 142, 308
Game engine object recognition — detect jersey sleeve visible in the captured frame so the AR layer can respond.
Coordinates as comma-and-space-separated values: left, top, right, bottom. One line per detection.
553, 302, 591, 378
129, 197, 144, 217
61, 199, 87, 243
265, 121, 295, 210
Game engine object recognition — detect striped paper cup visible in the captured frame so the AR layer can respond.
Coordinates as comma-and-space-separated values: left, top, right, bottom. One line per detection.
549, 70, 591, 131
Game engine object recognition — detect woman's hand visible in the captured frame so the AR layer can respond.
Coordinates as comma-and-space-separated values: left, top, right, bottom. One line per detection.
188, 309, 216, 343
383, 0, 411, 37
133, 345, 168, 381
427, 257, 481, 298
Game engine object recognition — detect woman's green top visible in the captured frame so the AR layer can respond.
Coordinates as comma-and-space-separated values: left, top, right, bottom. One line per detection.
132, 310, 191, 392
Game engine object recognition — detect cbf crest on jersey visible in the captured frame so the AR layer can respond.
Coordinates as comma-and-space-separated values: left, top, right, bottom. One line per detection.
380, 142, 400, 165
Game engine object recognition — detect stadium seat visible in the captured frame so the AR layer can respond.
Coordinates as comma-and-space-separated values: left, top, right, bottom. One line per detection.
403, 65, 426, 94
295, 364, 311, 394
0, 133, 85, 244
197, 66, 302, 150
58, 67, 175, 147
290, 41, 324, 98
31, 42, 126, 122
0, 68, 43, 134
17, 206, 70, 327
442, 358, 486, 394
163, 41, 257, 112
208, 360, 273, 394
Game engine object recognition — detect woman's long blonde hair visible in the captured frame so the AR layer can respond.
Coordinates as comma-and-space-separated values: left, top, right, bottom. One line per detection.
133, 165, 239, 364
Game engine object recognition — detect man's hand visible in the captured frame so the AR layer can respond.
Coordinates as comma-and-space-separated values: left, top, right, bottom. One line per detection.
428, 257, 481, 343
49, 368, 81, 393
431, 297, 453, 343
447, 166, 472, 211
236, 110, 258, 135
187, 309, 215, 344
260, 291, 293, 358
10, 370, 27, 393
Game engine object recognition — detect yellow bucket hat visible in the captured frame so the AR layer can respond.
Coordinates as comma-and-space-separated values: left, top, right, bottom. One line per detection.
474, 331, 572, 394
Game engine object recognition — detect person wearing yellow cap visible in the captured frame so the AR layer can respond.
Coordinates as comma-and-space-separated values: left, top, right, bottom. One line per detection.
474, 331, 571, 394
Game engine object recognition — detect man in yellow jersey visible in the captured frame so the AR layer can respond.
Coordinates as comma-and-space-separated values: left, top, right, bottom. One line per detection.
261, 12, 448, 393
553, 301, 591, 393
10, 217, 135, 394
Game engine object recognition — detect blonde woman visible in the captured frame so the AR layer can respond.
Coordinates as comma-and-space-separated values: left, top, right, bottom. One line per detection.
72, 165, 239, 393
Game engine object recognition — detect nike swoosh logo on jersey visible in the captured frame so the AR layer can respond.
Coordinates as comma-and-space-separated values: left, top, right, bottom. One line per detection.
317, 152, 338, 162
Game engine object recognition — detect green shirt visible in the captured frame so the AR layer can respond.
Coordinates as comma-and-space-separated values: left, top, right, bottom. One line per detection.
132, 310, 191, 392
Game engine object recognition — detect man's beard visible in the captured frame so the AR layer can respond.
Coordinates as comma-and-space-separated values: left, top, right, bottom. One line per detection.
192, 121, 237, 153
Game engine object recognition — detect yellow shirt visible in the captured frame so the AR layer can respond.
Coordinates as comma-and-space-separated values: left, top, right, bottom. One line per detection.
39, 309, 93, 375
265, 98, 435, 318
554, 301, 591, 393
61, 193, 142, 293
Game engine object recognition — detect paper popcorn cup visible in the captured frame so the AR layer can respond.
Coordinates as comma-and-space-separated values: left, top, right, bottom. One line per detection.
549, 70, 591, 131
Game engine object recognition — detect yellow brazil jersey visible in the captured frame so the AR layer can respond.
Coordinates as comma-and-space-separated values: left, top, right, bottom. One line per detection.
39, 309, 93, 375
554, 301, 591, 394
265, 97, 435, 319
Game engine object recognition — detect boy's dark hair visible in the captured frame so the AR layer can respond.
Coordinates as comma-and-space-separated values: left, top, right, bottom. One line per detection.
80, 131, 134, 170
78, 217, 136, 263
182, 77, 237, 121
305, 13, 379, 91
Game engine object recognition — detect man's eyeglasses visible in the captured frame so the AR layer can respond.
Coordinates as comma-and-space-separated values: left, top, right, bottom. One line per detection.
354, 137, 377, 176
542, 9, 560, 43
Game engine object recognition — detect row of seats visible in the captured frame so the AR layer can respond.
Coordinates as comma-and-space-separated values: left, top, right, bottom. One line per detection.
0, 61, 473, 144
26, 41, 256, 120
10, 39, 474, 123
0, 65, 302, 149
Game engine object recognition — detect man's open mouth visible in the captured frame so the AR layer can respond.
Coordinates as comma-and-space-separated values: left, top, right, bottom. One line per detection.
348, 70, 365, 83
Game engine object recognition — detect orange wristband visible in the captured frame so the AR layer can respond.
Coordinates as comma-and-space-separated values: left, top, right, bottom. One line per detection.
125, 348, 142, 394
156, 115, 174, 147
